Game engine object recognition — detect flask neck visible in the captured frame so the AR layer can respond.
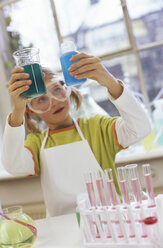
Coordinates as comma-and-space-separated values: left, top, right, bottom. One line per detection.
61, 41, 77, 54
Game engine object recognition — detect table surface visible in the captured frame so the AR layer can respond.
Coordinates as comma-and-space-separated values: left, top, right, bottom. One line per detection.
34, 213, 84, 248
33, 213, 155, 248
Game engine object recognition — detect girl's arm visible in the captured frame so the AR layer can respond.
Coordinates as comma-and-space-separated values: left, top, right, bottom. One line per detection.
1, 67, 35, 176
107, 81, 152, 148
69, 53, 152, 147
1, 115, 35, 176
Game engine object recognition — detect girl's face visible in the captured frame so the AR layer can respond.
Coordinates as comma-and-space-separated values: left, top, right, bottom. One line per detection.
33, 78, 72, 130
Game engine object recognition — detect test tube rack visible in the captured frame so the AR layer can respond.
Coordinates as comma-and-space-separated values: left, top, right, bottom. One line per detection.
78, 199, 159, 248
78, 164, 162, 248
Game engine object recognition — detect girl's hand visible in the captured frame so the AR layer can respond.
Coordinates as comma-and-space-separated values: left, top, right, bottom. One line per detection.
8, 67, 32, 126
8, 67, 31, 113
69, 53, 123, 99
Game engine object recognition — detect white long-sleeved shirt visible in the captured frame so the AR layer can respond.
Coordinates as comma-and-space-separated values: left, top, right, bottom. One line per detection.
1, 85, 152, 176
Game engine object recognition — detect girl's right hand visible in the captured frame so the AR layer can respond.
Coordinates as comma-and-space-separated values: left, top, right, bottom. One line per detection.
8, 67, 32, 114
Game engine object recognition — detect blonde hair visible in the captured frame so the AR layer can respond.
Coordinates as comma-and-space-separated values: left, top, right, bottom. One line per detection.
25, 67, 82, 133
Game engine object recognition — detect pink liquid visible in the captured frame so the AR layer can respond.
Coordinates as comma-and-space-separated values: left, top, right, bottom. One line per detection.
100, 215, 112, 238
144, 173, 155, 207
120, 180, 136, 238
131, 179, 148, 238
86, 182, 96, 207
96, 178, 107, 206
119, 180, 130, 205
123, 212, 136, 238
96, 179, 112, 238
136, 214, 148, 238
106, 180, 124, 238
107, 180, 118, 206
131, 178, 147, 237
87, 214, 99, 239
86, 183, 100, 238
131, 178, 142, 205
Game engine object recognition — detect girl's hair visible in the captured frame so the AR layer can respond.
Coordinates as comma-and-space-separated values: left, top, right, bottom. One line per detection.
25, 67, 83, 133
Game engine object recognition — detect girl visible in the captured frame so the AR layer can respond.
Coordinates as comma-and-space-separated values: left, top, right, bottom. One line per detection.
1, 53, 151, 217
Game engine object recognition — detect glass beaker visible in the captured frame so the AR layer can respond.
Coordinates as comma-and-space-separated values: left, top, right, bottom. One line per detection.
13, 48, 46, 99
0, 205, 37, 248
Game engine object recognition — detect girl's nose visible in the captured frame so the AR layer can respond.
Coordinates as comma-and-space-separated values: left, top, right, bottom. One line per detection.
51, 97, 60, 106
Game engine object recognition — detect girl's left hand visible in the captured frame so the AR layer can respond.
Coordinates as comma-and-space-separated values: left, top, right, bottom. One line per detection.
68, 53, 118, 88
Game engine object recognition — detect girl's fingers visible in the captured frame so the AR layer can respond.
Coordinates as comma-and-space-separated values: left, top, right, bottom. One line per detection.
10, 85, 30, 98
8, 80, 32, 93
69, 57, 100, 72
73, 70, 96, 80
70, 63, 101, 76
9, 73, 30, 85
70, 52, 93, 62
11, 67, 24, 74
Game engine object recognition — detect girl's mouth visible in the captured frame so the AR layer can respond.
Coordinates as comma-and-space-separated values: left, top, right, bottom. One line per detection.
53, 107, 64, 114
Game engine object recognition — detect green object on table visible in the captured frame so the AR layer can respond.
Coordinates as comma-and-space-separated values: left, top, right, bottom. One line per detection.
0, 207, 36, 247
76, 207, 80, 227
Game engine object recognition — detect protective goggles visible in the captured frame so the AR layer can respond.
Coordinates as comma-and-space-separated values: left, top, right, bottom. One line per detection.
27, 81, 71, 114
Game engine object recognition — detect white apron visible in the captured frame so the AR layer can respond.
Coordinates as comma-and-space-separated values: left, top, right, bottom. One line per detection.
40, 119, 103, 217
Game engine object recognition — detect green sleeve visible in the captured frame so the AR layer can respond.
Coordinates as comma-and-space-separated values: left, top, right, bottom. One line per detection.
24, 133, 42, 176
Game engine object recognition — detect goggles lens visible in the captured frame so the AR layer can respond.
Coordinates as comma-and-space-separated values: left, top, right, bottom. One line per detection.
28, 82, 71, 114
47, 82, 70, 101
29, 94, 51, 113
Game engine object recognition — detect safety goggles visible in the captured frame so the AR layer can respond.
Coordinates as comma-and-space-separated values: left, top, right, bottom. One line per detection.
27, 81, 71, 114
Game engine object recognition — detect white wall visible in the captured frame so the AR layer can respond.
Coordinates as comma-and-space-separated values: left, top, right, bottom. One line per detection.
0, 52, 12, 171
0, 52, 12, 130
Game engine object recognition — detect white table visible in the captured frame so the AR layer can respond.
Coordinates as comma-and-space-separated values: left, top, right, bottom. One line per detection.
33, 213, 159, 248
34, 213, 84, 248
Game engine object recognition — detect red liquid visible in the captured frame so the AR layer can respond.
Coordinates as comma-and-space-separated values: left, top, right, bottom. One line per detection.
96, 178, 107, 206
131, 178, 142, 205
86, 182, 96, 207
119, 180, 130, 205
144, 173, 155, 207
107, 180, 118, 206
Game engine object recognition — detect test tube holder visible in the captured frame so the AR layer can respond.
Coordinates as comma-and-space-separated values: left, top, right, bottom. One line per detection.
78, 199, 161, 248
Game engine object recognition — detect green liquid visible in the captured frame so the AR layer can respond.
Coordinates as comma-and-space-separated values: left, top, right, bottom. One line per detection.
0, 212, 37, 247
21, 63, 46, 99
0, 234, 36, 248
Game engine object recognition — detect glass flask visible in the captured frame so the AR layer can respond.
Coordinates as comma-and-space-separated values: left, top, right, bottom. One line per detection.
0, 206, 37, 248
60, 40, 86, 86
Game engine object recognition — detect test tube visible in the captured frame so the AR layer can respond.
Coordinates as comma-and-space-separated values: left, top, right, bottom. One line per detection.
117, 166, 136, 239
126, 164, 148, 239
105, 168, 124, 239
95, 171, 107, 206
84, 172, 96, 207
142, 164, 155, 207
84, 172, 100, 239
95, 171, 112, 239
105, 168, 119, 206
117, 167, 130, 205
125, 164, 142, 206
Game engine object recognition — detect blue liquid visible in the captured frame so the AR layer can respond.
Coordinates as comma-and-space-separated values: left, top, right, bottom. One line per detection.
60, 51, 86, 86
21, 63, 46, 98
